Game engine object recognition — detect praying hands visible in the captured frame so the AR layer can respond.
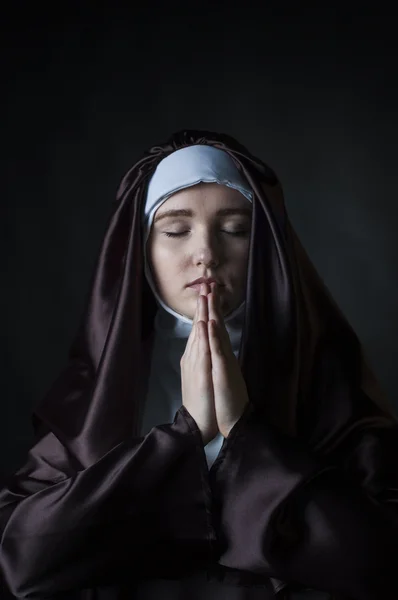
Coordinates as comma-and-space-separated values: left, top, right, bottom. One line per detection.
181, 282, 249, 444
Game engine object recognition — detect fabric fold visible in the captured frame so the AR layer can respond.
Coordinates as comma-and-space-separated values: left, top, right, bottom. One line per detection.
2, 129, 398, 599
208, 346, 398, 599
0, 408, 216, 598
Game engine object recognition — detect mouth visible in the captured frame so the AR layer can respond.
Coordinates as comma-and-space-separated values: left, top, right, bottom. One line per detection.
188, 283, 224, 293
187, 277, 221, 287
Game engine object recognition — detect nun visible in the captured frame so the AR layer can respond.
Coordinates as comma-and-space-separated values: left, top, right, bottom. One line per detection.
1, 130, 398, 600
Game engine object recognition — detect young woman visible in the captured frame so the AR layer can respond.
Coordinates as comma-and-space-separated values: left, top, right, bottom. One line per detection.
1, 130, 397, 600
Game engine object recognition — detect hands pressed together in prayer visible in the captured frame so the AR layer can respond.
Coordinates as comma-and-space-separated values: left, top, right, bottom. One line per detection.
181, 282, 249, 445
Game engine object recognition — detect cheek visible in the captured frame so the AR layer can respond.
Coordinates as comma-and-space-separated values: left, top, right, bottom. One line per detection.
149, 245, 185, 282
229, 241, 250, 267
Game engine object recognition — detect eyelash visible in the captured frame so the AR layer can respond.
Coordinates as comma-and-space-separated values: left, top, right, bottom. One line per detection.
164, 230, 249, 238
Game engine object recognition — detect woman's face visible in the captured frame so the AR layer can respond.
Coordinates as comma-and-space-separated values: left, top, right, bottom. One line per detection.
147, 182, 252, 319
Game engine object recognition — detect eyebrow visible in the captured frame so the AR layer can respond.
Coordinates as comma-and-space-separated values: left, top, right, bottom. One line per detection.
154, 207, 252, 223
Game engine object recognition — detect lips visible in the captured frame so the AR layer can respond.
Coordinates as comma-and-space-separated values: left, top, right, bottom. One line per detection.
187, 277, 219, 287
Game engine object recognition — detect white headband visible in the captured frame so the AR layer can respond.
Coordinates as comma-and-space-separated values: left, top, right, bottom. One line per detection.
142, 145, 253, 244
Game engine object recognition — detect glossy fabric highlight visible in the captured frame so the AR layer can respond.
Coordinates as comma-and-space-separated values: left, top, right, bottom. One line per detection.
1, 130, 398, 599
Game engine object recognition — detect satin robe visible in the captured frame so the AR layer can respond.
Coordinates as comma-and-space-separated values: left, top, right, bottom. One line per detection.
1, 347, 398, 599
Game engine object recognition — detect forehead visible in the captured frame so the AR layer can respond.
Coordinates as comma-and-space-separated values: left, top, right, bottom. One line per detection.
160, 182, 250, 210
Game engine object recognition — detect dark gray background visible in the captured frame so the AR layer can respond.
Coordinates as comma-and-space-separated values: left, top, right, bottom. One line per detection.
2, 3, 398, 488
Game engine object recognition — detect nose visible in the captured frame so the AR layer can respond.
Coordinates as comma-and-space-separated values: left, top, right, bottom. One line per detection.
193, 234, 220, 269
195, 247, 219, 269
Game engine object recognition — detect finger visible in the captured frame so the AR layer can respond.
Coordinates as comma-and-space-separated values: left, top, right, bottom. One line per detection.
209, 285, 232, 353
208, 283, 220, 324
198, 318, 210, 349
193, 286, 205, 326
208, 319, 224, 357
208, 286, 228, 353
192, 318, 202, 357
186, 294, 201, 352
201, 284, 209, 323
208, 321, 230, 387
192, 292, 199, 325
208, 316, 229, 362
197, 291, 203, 324
193, 286, 209, 352
195, 319, 212, 370
202, 281, 210, 296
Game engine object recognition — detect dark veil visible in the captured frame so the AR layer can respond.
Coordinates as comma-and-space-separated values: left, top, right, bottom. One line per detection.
32, 129, 397, 469
3, 130, 398, 599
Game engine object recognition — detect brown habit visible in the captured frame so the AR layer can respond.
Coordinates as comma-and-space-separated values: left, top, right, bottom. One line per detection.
1, 130, 398, 599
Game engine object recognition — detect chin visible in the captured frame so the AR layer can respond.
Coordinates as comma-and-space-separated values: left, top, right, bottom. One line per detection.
174, 301, 196, 321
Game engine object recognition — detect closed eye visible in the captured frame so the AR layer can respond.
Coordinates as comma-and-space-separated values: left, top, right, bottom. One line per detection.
164, 230, 249, 238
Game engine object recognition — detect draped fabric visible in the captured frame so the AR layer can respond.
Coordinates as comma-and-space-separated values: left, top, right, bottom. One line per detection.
1, 130, 398, 599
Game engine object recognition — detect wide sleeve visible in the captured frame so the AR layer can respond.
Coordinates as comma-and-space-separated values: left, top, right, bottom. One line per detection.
0, 406, 216, 599
209, 348, 398, 599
